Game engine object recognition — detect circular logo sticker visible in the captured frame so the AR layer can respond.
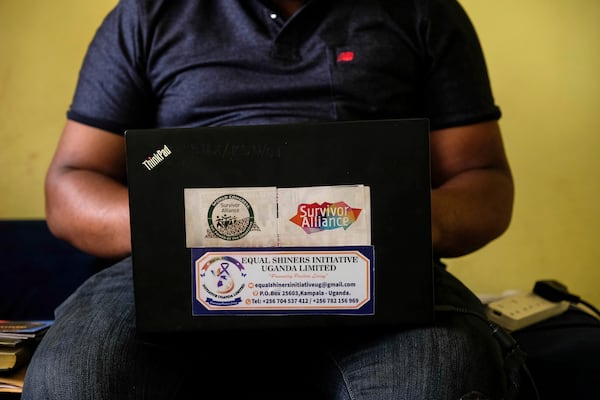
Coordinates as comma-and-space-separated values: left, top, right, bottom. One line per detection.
207, 194, 255, 241
197, 255, 247, 306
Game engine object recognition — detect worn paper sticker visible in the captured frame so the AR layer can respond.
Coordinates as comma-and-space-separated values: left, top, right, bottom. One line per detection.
278, 185, 371, 246
184, 185, 371, 247
184, 187, 278, 247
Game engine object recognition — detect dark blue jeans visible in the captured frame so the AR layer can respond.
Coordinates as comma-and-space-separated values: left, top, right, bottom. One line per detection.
22, 258, 508, 399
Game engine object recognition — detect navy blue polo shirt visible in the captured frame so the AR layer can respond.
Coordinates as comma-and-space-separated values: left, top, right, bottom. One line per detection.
67, 0, 501, 134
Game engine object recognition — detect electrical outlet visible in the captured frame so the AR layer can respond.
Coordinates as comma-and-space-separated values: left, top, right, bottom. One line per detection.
486, 292, 570, 331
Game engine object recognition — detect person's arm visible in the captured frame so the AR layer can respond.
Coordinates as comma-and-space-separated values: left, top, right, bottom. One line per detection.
429, 120, 514, 258
45, 120, 131, 259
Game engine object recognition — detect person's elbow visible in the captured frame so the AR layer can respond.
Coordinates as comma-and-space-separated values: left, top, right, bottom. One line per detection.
44, 164, 72, 243
488, 167, 514, 242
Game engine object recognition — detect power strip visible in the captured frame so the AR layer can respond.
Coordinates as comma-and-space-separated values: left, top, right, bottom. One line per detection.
486, 292, 570, 331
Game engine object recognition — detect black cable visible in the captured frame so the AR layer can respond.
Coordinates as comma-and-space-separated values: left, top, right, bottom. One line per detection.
533, 280, 600, 319
579, 299, 600, 318
434, 304, 540, 400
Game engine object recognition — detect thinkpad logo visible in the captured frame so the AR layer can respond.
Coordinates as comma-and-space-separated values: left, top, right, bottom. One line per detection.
142, 145, 171, 171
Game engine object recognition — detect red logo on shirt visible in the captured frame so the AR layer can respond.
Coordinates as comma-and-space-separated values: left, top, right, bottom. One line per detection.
337, 51, 355, 63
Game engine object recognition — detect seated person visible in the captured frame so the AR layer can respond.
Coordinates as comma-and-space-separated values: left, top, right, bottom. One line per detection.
23, 1, 516, 399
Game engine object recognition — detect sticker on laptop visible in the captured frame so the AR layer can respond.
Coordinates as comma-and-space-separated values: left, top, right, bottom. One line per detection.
191, 247, 374, 316
184, 185, 371, 248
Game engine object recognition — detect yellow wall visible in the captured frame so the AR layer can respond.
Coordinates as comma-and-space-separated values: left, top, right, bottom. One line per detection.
448, 0, 600, 307
0, 0, 118, 217
1, 1, 598, 307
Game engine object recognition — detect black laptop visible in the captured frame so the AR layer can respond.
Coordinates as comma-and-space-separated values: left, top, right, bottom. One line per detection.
125, 119, 434, 337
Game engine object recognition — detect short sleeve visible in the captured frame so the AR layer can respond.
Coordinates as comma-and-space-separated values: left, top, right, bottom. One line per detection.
421, 0, 501, 130
67, 0, 155, 134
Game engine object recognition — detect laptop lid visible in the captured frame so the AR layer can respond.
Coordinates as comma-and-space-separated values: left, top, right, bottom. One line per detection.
125, 119, 434, 337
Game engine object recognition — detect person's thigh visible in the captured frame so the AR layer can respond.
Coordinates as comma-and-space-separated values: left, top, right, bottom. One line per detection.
323, 316, 506, 400
321, 265, 509, 400
22, 258, 188, 400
